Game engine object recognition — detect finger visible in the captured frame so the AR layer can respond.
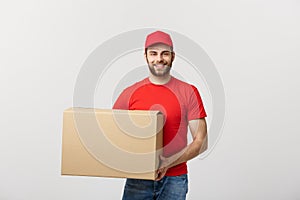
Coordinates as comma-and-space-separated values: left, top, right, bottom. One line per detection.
158, 167, 165, 173
156, 172, 163, 181
156, 169, 167, 181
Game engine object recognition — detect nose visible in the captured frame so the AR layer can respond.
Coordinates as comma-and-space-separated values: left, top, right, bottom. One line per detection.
156, 54, 163, 62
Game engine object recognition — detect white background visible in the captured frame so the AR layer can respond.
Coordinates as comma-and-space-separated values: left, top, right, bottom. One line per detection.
1, 0, 300, 199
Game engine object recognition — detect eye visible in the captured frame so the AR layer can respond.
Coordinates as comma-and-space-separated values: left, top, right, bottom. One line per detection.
162, 51, 171, 56
149, 52, 157, 56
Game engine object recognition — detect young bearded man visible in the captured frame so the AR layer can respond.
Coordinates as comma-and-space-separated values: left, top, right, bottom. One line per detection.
113, 30, 208, 200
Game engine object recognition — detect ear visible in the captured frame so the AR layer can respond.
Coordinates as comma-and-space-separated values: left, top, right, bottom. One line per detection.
171, 52, 175, 62
144, 52, 148, 62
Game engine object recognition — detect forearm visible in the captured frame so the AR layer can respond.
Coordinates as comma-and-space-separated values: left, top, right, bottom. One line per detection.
168, 136, 207, 168
158, 118, 208, 171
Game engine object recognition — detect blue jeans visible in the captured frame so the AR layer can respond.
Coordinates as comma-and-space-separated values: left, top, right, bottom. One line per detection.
122, 174, 188, 200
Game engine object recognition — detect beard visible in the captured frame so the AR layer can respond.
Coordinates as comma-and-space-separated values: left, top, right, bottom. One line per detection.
146, 58, 173, 77
148, 64, 172, 77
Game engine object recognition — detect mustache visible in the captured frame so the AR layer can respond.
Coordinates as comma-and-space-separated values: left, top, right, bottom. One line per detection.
154, 61, 167, 65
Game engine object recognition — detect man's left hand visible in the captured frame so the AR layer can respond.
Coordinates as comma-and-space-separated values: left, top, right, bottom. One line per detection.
155, 155, 171, 181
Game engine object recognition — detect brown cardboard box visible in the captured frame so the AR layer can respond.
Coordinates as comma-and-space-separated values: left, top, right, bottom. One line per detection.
61, 107, 163, 180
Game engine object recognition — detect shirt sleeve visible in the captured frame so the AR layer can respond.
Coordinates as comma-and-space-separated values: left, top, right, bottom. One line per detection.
187, 85, 207, 121
112, 88, 131, 109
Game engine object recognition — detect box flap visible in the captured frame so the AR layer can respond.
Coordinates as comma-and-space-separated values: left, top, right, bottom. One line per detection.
64, 107, 163, 116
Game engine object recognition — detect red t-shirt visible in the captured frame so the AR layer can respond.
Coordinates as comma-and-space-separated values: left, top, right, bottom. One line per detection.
113, 76, 207, 176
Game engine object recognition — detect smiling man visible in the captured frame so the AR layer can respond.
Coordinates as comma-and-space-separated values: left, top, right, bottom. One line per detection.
113, 30, 208, 200
147, 44, 173, 77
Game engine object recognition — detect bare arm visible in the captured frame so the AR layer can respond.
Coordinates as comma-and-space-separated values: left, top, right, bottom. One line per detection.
156, 118, 208, 180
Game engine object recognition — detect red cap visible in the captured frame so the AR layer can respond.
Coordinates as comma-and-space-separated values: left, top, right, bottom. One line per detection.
145, 31, 173, 48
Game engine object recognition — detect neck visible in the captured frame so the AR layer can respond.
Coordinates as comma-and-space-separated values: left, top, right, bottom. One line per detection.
149, 74, 172, 85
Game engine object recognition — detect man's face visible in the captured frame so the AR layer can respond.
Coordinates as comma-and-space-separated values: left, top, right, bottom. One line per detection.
145, 43, 175, 77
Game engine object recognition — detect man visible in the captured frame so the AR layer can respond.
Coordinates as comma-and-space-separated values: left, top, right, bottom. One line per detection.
113, 30, 207, 200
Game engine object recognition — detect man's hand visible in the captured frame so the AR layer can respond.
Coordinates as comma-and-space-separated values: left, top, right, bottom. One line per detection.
156, 155, 170, 181
155, 147, 189, 181
155, 118, 207, 181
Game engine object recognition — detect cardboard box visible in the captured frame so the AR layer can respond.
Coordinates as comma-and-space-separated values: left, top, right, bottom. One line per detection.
61, 107, 163, 180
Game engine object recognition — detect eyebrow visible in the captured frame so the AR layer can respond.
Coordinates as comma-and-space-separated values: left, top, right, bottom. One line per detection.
148, 50, 171, 53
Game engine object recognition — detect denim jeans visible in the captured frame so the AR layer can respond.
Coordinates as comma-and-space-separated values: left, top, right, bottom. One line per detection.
122, 174, 188, 200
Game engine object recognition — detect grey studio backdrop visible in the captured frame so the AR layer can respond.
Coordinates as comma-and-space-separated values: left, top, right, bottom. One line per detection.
0, 1, 299, 200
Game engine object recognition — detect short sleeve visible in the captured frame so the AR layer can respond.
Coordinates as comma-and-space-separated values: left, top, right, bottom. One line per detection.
187, 85, 207, 121
113, 88, 131, 109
